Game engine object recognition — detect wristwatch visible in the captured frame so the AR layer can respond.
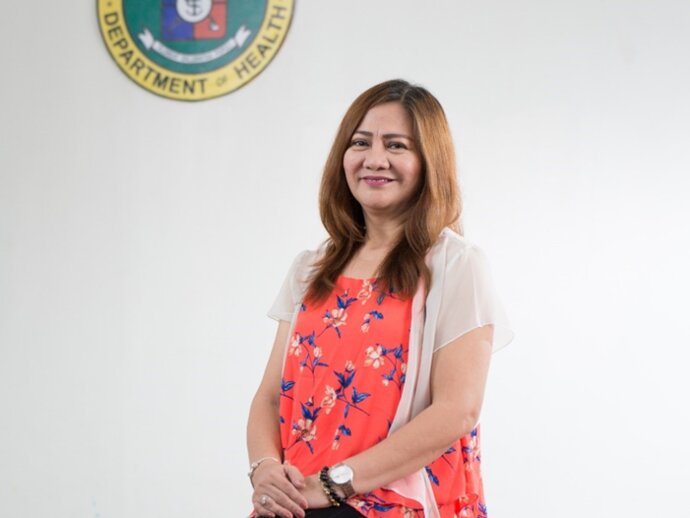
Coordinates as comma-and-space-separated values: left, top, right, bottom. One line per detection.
328, 463, 356, 498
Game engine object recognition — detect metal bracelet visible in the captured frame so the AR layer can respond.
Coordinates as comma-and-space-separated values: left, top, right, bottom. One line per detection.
248, 456, 281, 484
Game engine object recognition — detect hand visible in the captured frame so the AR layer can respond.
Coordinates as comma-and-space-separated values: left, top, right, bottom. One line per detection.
252, 461, 308, 518
299, 474, 332, 510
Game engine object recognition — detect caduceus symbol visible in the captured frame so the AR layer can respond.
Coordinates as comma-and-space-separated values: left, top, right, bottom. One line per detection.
176, 0, 213, 23
187, 0, 202, 17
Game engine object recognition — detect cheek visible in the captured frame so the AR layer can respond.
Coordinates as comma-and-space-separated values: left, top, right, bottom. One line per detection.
405, 157, 423, 185
342, 150, 358, 176
342, 152, 359, 194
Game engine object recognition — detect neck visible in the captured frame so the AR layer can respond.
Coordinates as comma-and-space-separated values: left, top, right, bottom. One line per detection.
362, 213, 404, 249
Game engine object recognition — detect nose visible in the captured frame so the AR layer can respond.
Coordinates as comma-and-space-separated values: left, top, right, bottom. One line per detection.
363, 142, 390, 170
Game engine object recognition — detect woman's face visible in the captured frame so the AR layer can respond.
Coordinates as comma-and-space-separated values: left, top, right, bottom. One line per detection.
343, 102, 423, 222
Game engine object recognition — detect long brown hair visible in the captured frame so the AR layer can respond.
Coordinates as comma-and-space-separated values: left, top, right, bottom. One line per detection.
306, 79, 462, 303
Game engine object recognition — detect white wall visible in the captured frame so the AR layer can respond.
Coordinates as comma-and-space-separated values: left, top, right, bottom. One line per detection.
1, 1, 689, 517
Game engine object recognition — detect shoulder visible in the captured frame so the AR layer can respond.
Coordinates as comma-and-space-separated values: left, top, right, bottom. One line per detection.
430, 227, 485, 268
292, 248, 319, 269
284, 241, 328, 288
286, 248, 319, 280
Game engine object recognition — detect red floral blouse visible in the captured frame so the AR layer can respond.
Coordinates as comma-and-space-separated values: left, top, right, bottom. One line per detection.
279, 276, 488, 517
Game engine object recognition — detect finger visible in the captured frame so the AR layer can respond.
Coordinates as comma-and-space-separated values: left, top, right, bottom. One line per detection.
263, 473, 307, 511
283, 463, 306, 489
256, 491, 296, 518
276, 478, 308, 512
254, 506, 275, 518
264, 485, 305, 518
253, 500, 275, 518
253, 469, 307, 515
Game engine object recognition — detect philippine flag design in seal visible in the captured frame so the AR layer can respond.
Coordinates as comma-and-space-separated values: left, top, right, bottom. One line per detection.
162, 0, 227, 41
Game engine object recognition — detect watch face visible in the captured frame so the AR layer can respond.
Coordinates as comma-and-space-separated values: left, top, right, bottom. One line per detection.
330, 464, 353, 484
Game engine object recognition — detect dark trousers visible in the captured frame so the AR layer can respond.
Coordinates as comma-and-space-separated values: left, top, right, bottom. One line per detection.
305, 505, 361, 517
259, 504, 361, 518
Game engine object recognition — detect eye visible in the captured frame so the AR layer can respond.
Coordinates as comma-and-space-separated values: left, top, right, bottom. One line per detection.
350, 139, 369, 147
387, 141, 407, 150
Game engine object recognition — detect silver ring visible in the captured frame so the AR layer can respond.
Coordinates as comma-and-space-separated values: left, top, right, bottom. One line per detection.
260, 495, 269, 506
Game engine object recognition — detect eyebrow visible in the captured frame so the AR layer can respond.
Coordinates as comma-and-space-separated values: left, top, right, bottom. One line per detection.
352, 130, 414, 140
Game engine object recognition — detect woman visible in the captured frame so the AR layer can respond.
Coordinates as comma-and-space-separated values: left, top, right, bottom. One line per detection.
247, 79, 513, 518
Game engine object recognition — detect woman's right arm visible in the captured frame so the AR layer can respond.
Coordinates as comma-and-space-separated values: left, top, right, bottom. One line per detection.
247, 320, 308, 518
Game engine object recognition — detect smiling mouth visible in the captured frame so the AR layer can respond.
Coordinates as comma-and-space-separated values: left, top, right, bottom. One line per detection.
362, 176, 394, 185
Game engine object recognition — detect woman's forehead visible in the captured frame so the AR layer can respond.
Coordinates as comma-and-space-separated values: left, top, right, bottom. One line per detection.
355, 102, 414, 136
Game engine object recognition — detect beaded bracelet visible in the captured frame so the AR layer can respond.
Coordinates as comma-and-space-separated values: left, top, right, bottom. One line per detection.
319, 466, 344, 506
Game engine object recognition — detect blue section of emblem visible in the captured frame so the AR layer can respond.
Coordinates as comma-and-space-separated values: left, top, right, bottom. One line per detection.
161, 1, 193, 41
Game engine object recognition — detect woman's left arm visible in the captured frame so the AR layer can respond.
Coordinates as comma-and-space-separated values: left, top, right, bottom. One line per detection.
301, 324, 494, 501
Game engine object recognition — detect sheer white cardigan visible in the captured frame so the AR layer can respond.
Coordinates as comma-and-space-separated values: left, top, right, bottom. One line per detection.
268, 228, 514, 517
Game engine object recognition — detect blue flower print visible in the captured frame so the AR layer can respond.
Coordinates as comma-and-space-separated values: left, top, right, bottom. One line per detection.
364, 343, 407, 389
361, 310, 384, 333
330, 361, 371, 450
425, 466, 440, 486
288, 402, 321, 454
287, 332, 329, 377
461, 427, 481, 470
322, 292, 358, 338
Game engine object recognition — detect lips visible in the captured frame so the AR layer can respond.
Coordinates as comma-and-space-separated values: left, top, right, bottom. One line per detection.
362, 176, 394, 185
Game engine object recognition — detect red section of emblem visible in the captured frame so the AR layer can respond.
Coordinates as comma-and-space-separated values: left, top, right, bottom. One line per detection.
193, 1, 227, 40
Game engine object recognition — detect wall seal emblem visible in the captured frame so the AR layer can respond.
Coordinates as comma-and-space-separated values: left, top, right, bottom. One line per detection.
97, 0, 294, 101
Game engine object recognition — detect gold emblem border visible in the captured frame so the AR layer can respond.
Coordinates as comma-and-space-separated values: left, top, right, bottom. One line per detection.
97, 0, 294, 101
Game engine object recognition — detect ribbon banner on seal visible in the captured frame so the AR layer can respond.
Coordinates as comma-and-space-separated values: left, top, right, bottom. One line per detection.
138, 25, 251, 65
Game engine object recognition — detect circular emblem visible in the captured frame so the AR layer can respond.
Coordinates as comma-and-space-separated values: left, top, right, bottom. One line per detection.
97, 0, 294, 101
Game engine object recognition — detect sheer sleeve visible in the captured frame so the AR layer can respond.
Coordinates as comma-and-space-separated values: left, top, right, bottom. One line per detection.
434, 244, 514, 353
267, 250, 313, 322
